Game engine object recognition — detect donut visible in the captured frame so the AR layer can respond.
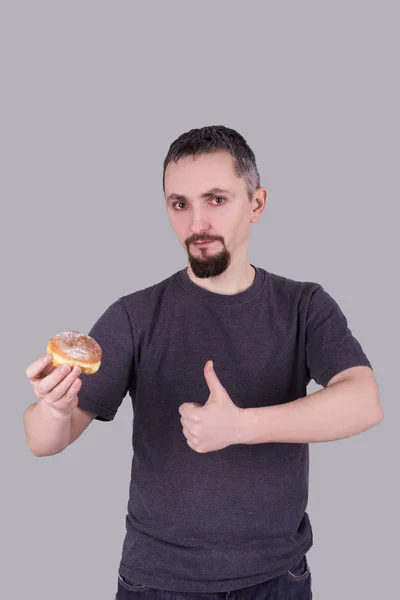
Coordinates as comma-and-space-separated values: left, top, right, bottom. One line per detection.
47, 330, 102, 375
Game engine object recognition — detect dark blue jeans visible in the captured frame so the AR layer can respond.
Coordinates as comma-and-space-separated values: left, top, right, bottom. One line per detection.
116, 554, 312, 599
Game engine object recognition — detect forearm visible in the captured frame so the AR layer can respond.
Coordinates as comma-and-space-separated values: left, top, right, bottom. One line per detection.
239, 378, 383, 444
23, 400, 72, 456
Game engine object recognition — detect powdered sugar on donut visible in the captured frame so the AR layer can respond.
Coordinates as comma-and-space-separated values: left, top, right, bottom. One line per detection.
52, 330, 102, 362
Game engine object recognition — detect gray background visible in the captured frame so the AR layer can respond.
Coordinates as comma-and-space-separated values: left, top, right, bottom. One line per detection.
2, 1, 398, 598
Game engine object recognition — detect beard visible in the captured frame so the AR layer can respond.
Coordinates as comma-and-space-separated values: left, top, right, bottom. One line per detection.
186, 241, 231, 279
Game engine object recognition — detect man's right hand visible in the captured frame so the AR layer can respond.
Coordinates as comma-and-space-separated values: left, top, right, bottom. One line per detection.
25, 354, 82, 417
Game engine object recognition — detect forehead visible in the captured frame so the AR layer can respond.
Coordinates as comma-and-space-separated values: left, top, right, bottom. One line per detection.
164, 151, 243, 199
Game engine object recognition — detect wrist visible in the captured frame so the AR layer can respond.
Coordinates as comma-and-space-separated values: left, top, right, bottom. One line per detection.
236, 407, 254, 445
237, 407, 269, 445
37, 398, 72, 420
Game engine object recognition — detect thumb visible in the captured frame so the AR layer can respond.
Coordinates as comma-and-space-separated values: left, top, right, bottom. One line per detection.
204, 360, 225, 394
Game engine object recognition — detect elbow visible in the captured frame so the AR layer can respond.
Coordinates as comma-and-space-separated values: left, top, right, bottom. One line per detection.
32, 450, 46, 458
26, 441, 47, 457
26, 440, 63, 458
366, 405, 384, 430
373, 408, 384, 425
372, 393, 384, 425
29, 448, 61, 458
27, 445, 45, 457
363, 384, 384, 428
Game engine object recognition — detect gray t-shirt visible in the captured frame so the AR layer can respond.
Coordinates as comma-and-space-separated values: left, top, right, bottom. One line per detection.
77, 265, 372, 593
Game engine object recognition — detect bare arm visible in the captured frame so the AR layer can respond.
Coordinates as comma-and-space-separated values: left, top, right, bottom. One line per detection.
24, 401, 97, 456
24, 354, 97, 457
239, 366, 383, 444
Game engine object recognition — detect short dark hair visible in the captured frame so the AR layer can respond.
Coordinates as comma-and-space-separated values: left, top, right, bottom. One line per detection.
162, 125, 260, 202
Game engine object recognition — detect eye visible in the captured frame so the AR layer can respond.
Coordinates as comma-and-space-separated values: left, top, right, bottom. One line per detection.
211, 196, 226, 205
172, 197, 226, 210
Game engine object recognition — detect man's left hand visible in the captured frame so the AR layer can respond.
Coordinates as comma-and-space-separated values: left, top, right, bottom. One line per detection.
178, 361, 243, 453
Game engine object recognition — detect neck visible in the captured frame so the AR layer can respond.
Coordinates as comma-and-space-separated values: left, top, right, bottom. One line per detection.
186, 261, 256, 296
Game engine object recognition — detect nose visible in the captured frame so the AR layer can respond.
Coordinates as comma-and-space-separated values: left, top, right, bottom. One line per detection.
189, 209, 211, 237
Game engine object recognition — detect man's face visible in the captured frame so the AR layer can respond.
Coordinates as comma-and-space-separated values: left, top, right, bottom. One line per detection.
164, 151, 256, 279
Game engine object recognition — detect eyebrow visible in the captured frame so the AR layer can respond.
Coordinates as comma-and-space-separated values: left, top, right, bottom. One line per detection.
166, 187, 235, 203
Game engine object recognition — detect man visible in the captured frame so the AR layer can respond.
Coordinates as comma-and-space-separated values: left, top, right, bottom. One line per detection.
24, 125, 382, 599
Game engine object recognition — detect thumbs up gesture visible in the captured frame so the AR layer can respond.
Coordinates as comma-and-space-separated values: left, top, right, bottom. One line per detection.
178, 361, 243, 453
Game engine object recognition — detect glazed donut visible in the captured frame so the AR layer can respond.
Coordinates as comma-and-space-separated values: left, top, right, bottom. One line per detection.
47, 330, 102, 375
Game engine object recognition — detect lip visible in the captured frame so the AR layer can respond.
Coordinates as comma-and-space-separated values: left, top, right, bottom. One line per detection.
193, 240, 214, 246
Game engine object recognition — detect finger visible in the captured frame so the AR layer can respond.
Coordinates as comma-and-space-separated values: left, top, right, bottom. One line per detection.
46, 378, 82, 413
52, 373, 82, 405
42, 379, 82, 413
186, 438, 200, 452
52, 367, 82, 401
35, 365, 80, 399
182, 426, 197, 440
25, 354, 54, 380
36, 361, 57, 381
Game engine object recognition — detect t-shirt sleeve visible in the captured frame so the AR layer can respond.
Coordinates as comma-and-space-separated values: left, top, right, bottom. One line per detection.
76, 297, 134, 421
305, 285, 373, 387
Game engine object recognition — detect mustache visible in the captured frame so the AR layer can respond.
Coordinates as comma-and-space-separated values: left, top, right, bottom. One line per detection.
187, 236, 222, 244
